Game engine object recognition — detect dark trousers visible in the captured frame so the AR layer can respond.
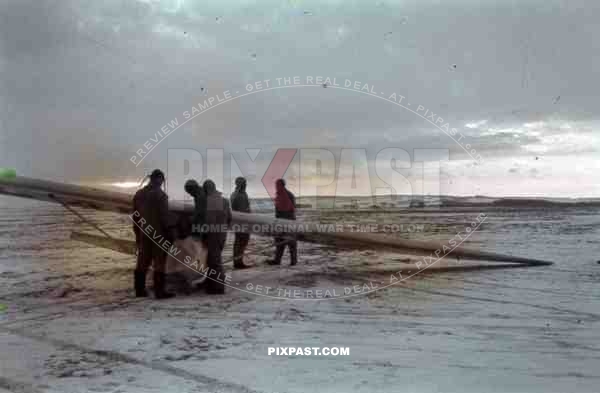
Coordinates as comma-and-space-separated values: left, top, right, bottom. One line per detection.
204, 234, 226, 290
274, 236, 297, 265
136, 242, 166, 273
233, 233, 250, 266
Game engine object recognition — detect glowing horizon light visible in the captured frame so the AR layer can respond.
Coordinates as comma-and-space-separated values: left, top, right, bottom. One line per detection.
110, 182, 141, 189
524, 121, 545, 128
465, 120, 488, 129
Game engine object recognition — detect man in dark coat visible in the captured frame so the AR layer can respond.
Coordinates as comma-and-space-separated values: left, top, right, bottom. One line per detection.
230, 177, 252, 269
203, 179, 232, 294
132, 169, 175, 299
267, 178, 298, 266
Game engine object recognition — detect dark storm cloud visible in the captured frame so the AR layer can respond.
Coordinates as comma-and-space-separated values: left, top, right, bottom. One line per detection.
0, 0, 598, 196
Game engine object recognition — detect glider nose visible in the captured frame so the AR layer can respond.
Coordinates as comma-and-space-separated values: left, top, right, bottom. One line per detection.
0, 168, 16, 179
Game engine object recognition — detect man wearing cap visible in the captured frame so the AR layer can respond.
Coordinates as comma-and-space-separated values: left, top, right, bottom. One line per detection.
230, 177, 252, 269
202, 179, 232, 294
184, 179, 206, 238
132, 169, 175, 299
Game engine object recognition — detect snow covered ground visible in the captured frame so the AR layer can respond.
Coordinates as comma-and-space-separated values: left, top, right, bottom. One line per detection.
1, 200, 600, 392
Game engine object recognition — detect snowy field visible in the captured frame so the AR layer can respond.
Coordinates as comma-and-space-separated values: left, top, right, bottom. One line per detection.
1, 199, 600, 393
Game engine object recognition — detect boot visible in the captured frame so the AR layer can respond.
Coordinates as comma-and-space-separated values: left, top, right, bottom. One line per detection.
205, 268, 225, 295
268, 243, 284, 265
134, 270, 148, 297
205, 279, 225, 295
153, 272, 175, 300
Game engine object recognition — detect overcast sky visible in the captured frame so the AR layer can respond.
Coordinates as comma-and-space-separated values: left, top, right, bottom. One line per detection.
1, 0, 598, 198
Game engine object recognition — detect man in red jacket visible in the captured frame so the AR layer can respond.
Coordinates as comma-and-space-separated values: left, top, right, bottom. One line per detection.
267, 179, 298, 266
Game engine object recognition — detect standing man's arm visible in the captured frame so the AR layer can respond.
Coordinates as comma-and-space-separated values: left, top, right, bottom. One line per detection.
193, 193, 206, 227
224, 199, 232, 227
132, 194, 141, 245
244, 192, 251, 213
230, 193, 238, 212
288, 190, 297, 220
159, 194, 172, 241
